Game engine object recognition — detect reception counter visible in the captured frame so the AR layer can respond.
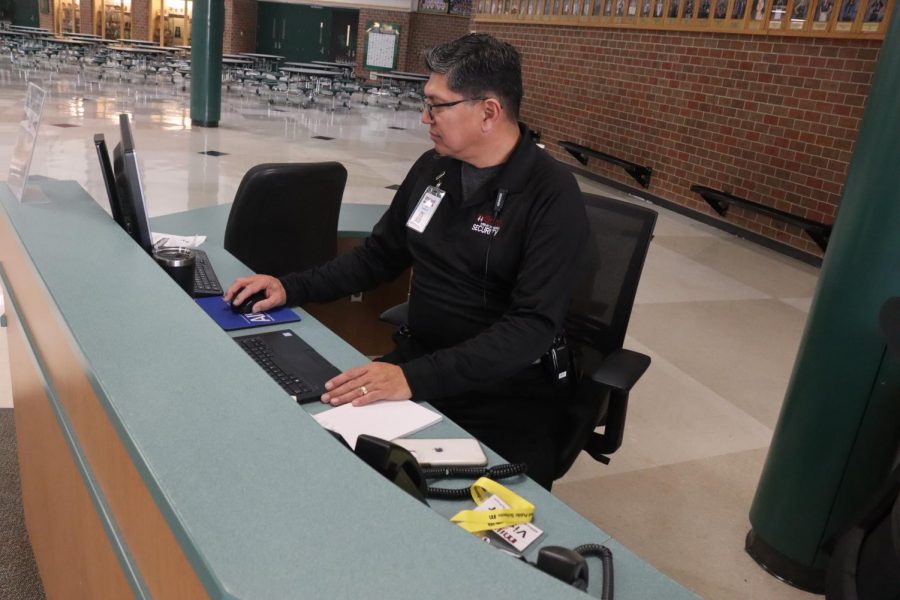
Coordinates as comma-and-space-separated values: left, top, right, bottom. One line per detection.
0, 178, 699, 599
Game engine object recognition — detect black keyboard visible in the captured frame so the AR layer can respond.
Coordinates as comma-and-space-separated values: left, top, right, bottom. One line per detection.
238, 336, 314, 398
234, 330, 340, 403
192, 249, 223, 297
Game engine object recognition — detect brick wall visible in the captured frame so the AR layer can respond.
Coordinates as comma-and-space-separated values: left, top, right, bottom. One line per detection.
39, 7, 52, 29
407, 13, 472, 73
80, 0, 94, 35
224, 0, 256, 54
355, 8, 411, 79
131, 0, 150, 40
476, 23, 880, 257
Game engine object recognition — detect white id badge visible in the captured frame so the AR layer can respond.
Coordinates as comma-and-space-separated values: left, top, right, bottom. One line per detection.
406, 186, 445, 233
476, 495, 544, 552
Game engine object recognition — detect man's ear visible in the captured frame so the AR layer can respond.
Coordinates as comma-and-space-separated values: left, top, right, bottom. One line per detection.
481, 98, 505, 132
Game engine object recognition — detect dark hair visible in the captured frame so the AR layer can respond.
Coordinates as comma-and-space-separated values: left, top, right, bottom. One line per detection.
424, 33, 523, 122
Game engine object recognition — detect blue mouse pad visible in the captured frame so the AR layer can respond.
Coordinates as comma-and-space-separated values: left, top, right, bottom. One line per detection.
195, 296, 301, 331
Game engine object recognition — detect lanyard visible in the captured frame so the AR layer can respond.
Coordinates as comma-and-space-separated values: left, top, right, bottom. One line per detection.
450, 477, 535, 533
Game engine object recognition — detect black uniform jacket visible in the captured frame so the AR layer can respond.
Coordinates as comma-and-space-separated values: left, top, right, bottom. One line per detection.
280, 124, 589, 401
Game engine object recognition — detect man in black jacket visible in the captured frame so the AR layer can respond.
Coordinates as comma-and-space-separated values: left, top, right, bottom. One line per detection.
226, 33, 588, 488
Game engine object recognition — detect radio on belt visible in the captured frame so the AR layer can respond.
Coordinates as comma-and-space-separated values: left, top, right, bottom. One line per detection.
541, 334, 570, 385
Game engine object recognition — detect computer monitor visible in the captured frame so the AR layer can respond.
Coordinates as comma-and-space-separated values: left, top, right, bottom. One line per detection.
111, 113, 153, 254
93, 133, 125, 226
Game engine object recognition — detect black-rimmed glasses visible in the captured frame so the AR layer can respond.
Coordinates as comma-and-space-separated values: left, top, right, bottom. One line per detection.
421, 96, 489, 120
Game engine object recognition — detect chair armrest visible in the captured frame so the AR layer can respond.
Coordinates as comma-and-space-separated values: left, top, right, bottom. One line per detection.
583, 348, 651, 460
379, 301, 409, 326
589, 348, 651, 393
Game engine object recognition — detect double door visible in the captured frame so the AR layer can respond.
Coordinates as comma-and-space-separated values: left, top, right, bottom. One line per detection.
10, 0, 39, 26
256, 3, 357, 63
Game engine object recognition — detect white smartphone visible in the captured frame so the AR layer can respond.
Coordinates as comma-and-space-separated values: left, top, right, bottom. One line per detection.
394, 438, 488, 467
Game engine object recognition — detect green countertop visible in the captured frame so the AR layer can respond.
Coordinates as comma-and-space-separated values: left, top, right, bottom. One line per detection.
1, 179, 699, 600
150, 200, 389, 248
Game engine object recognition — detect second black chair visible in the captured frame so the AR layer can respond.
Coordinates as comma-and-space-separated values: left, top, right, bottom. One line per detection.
224, 162, 347, 277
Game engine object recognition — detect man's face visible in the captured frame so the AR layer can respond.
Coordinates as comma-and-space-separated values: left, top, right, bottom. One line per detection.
421, 73, 485, 162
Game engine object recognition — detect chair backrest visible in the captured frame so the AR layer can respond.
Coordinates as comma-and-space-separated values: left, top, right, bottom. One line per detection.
224, 162, 347, 277
565, 193, 657, 358
554, 193, 657, 479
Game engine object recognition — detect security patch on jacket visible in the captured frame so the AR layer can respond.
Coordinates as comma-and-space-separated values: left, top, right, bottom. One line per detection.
471, 213, 501, 236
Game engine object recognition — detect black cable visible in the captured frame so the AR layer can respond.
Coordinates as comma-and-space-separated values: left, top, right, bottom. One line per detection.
482, 236, 493, 308
482, 189, 507, 308
421, 462, 528, 480
424, 462, 528, 500
574, 544, 614, 600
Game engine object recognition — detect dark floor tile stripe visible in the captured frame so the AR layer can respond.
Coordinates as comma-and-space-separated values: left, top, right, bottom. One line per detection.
0, 409, 45, 600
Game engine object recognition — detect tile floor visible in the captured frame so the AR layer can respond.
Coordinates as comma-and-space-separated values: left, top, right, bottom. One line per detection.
0, 61, 822, 599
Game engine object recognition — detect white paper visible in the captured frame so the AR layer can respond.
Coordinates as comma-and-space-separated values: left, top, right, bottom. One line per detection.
151, 232, 207, 248
313, 400, 442, 448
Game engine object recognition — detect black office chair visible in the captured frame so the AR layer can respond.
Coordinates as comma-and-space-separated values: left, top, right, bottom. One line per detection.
552, 193, 656, 479
379, 193, 657, 480
826, 464, 900, 600
223, 162, 347, 277
823, 299, 900, 600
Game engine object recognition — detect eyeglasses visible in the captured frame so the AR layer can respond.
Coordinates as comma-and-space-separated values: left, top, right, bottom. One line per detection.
421, 96, 489, 120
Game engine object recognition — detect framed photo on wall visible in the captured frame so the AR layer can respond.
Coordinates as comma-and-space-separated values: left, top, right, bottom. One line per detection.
790, 0, 812, 28
698, 0, 711, 18
769, 0, 788, 26
811, 0, 835, 26
751, 0, 767, 20
861, 0, 886, 29
449, 0, 474, 14
714, 0, 728, 18
837, 0, 860, 22
666, 0, 681, 18
419, 0, 450, 12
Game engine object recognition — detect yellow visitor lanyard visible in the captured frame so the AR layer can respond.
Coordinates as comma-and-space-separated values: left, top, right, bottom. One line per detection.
450, 477, 535, 533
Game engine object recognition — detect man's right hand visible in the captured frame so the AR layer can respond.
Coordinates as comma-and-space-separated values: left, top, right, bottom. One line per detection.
224, 275, 287, 313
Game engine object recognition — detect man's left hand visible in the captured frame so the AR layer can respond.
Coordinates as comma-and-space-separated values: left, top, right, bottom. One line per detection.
321, 362, 412, 406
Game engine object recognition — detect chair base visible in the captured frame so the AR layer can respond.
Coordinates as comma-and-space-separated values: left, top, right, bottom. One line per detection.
191, 119, 219, 128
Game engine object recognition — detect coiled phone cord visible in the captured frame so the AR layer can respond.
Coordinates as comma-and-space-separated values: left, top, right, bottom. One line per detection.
423, 463, 528, 500
574, 544, 614, 600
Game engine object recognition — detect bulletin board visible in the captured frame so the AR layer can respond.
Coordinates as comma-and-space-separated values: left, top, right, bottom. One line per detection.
363, 21, 400, 71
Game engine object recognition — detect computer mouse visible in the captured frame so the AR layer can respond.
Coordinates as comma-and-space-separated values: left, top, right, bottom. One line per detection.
231, 291, 267, 314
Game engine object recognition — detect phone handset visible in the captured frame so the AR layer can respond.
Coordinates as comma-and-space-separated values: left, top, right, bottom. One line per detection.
350, 434, 528, 503
527, 544, 614, 599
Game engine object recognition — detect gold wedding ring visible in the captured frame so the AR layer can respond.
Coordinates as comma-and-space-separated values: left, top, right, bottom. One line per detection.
359, 385, 369, 396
